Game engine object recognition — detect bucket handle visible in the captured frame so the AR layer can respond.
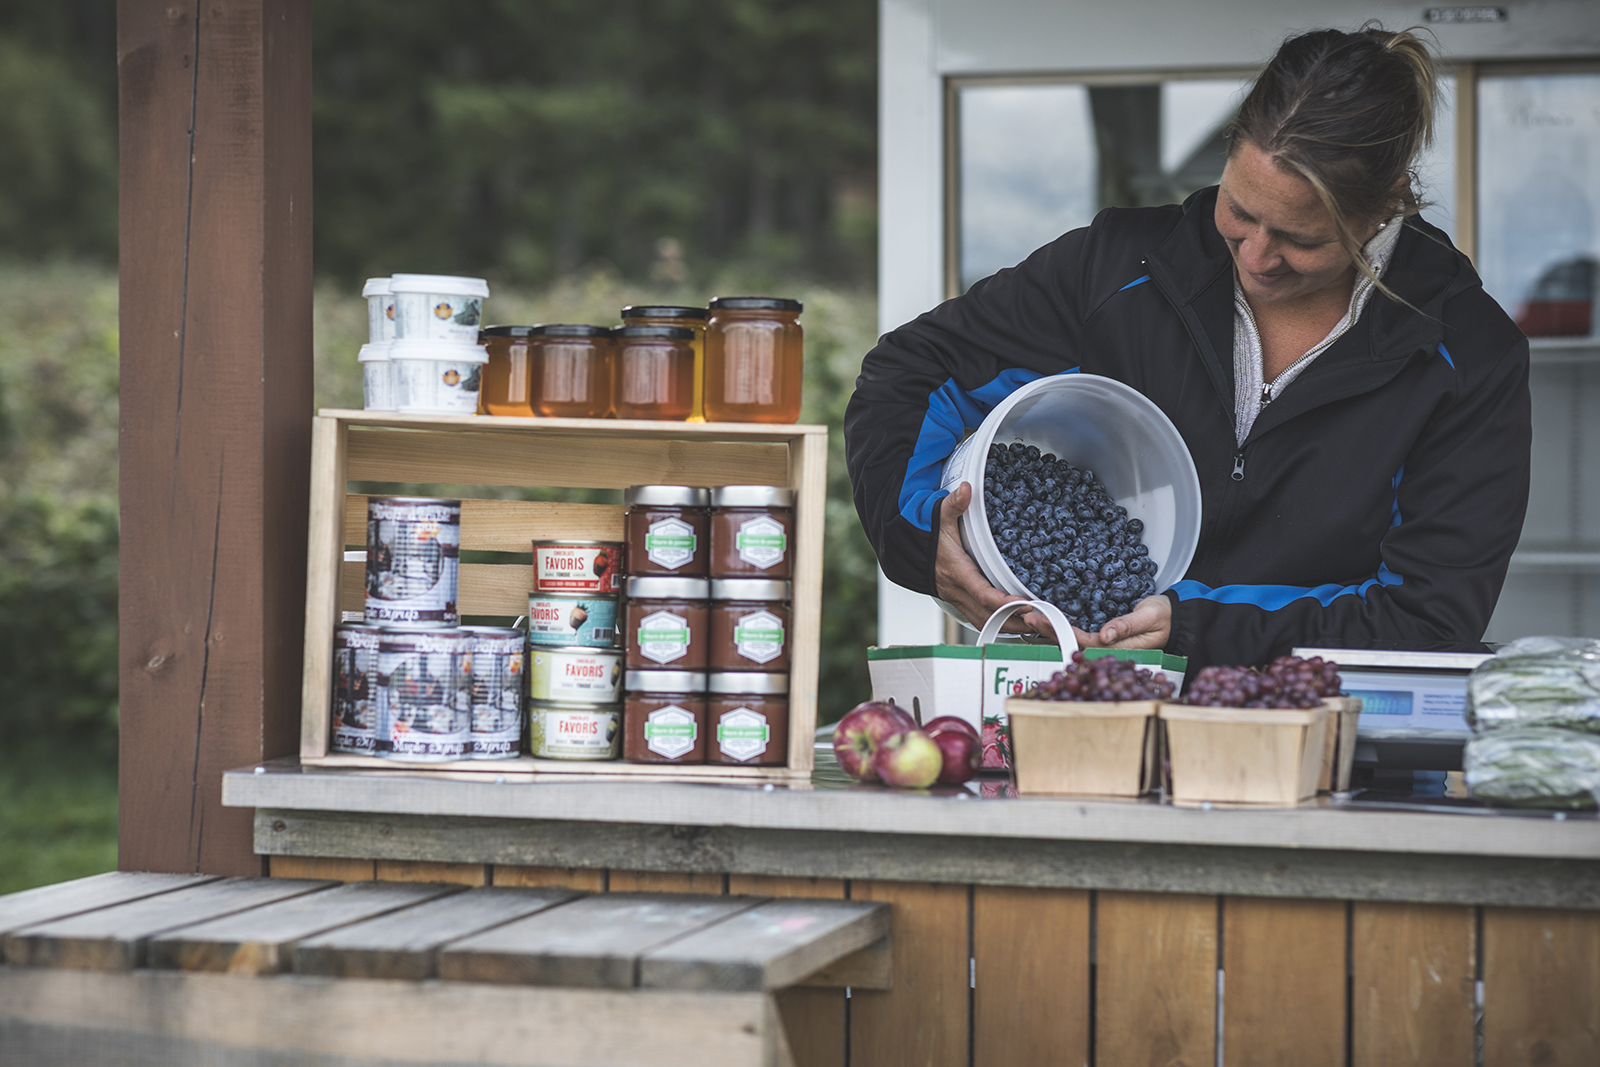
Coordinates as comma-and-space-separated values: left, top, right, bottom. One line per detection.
976, 599, 1078, 668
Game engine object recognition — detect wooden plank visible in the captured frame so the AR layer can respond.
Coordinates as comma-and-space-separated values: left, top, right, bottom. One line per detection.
5, 878, 331, 971
1351, 902, 1476, 1067
495, 865, 607, 892
1483, 907, 1600, 1065
268, 855, 374, 881
795, 936, 892, 990
728, 875, 848, 1067
0, 873, 221, 938
346, 424, 792, 490
146, 879, 461, 974
292, 885, 582, 980
374, 860, 487, 886
972, 886, 1090, 1067
343, 496, 625, 550
0, 967, 784, 1067
1096, 891, 1217, 1066
786, 429, 827, 777
608, 871, 726, 894
339, 559, 534, 617
439, 893, 764, 988
639, 899, 890, 991
300, 414, 345, 759
330, 408, 826, 441
848, 881, 969, 1067
1222, 896, 1346, 1067
118, 0, 313, 876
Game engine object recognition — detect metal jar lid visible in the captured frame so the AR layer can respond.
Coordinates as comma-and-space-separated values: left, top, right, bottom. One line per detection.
614, 325, 694, 341
625, 670, 709, 693
709, 296, 803, 313
621, 305, 709, 321
708, 672, 790, 695
710, 485, 794, 508
710, 579, 792, 602
533, 538, 624, 548
626, 576, 710, 600
624, 485, 711, 507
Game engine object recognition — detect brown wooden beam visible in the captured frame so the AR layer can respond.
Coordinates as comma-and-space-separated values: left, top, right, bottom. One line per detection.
117, 0, 312, 875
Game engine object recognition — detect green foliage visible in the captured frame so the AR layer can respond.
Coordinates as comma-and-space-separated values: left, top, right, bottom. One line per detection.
0, 740, 119, 894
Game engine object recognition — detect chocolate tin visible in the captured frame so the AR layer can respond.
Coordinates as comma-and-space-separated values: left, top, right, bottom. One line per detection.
527, 647, 624, 704
529, 701, 621, 760
532, 540, 624, 594
526, 592, 620, 649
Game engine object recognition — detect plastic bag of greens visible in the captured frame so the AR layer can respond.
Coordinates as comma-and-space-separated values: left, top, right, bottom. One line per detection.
1465, 637, 1600, 733
1464, 725, 1600, 809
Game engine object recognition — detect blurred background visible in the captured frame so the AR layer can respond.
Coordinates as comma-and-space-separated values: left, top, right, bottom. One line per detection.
0, 0, 880, 892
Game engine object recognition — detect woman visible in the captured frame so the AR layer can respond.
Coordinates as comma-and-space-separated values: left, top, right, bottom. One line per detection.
844, 26, 1531, 671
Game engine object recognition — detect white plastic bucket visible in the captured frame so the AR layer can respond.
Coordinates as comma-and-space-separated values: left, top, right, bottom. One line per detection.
390, 273, 490, 345
391, 339, 488, 415
362, 277, 396, 344
359, 342, 395, 411
939, 373, 1201, 623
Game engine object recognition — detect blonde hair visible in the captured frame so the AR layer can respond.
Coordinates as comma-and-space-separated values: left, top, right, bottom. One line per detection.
1228, 25, 1440, 300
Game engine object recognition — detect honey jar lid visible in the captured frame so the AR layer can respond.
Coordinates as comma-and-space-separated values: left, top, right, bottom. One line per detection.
709, 296, 803, 312
529, 323, 610, 338
708, 671, 790, 695
482, 325, 536, 337
625, 485, 711, 507
625, 670, 709, 693
621, 305, 709, 321
626, 576, 711, 600
710, 485, 794, 508
614, 325, 694, 341
711, 579, 792, 601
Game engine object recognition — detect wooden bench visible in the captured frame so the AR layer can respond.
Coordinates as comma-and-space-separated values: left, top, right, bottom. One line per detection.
0, 872, 890, 1067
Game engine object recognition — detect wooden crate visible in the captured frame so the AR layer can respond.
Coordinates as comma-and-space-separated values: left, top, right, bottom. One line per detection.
1161, 704, 1329, 805
1317, 697, 1363, 794
1006, 698, 1159, 797
298, 409, 827, 781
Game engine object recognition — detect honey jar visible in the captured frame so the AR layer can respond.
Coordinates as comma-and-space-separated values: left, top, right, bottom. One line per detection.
622, 306, 708, 420
614, 325, 696, 420
530, 324, 614, 418
480, 326, 535, 416
704, 297, 803, 423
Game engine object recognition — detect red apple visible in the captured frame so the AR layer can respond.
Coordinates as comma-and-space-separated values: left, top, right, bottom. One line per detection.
873, 729, 944, 788
923, 715, 979, 742
832, 700, 915, 781
930, 727, 981, 785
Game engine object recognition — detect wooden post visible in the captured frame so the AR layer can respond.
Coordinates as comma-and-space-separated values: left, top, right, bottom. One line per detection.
117, 0, 312, 875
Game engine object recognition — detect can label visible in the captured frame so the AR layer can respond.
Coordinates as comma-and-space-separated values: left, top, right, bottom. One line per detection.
645, 517, 696, 570
529, 649, 623, 703
736, 517, 788, 569
637, 610, 691, 665
645, 705, 698, 760
530, 704, 620, 759
331, 626, 381, 754
527, 594, 618, 648
733, 610, 785, 665
533, 542, 622, 594
395, 291, 483, 345
467, 633, 524, 759
716, 706, 770, 762
365, 498, 461, 627
394, 357, 482, 415
377, 630, 470, 761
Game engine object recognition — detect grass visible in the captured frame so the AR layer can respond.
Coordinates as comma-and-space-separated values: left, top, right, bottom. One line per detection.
0, 742, 118, 895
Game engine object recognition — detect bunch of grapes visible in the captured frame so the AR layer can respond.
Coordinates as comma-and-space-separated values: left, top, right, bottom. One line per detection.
1028, 650, 1176, 702
1183, 655, 1338, 709
983, 443, 1159, 632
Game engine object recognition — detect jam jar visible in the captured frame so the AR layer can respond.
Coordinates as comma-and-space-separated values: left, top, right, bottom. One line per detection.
480, 326, 535, 416
704, 297, 803, 424
623, 669, 708, 763
625, 485, 710, 576
624, 576, 709, 670
530, 324, 614, 418
707, 672, 789, 766
709, 580, 790, 673
710, 485, 795, 578
622, 306, 709, 421
614, 325, 696, 420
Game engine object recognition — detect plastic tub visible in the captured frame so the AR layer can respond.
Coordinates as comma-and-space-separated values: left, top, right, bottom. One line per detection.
362, 277, 396, 345
938, 373, 1201, 622
390, 273, 490, 346
391, 338, 488, 415
358, 342, 395, 411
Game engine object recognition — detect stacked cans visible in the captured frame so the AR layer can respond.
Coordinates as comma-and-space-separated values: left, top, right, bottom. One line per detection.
330, 495, 525, 762
527, 539, 626, 759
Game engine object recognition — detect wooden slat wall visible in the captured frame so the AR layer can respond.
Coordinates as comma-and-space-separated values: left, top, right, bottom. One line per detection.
972, 886, 1089, 1067
1483, 907, 1600, 1065
1222, 896, 1346, 1067
1096, 891, 1218, 1065
1351, 902, 1476, 1067
848, 881, 969, 1067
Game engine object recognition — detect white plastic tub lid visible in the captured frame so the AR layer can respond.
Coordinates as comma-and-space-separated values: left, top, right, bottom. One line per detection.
357, 342, 392, 362
389, 338, 488, 363
362, 277, 392, 297
389, 273, 490, 298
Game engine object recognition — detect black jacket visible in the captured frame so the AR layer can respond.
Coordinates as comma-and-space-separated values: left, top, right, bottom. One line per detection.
844, 187, 1531, 671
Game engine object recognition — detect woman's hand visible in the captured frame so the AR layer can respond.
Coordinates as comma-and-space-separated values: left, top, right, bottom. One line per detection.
934, 482, 1095, 646
1082, 594, 1172, 649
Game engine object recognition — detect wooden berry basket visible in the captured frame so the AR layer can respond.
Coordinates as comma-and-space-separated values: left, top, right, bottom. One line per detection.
1160, 703, 1331, 806
1005, 697, 1161, 797
298, 408, 827, 782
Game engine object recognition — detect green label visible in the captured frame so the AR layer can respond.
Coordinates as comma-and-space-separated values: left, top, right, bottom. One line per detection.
645, 722, 697, 739
718, 724, 770, 742
735, 626, 783, 643
736, 533, 787, 550
646, 534, 695, 550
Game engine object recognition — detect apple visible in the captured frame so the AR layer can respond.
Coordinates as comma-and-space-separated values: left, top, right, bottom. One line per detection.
923, 715, 979, 742
833, 700, 915, 781
930, 727, 981, 785
873, 729, 944, 788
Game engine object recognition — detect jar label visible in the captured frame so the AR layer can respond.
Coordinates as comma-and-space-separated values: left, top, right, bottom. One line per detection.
717, 707, 770, 761
736, 516, 788, 569
734, 610, 785, 665
638, 610, 691, 664
646, 518, 697, 569
531, 706, 619, 758
644, 704, 698, 759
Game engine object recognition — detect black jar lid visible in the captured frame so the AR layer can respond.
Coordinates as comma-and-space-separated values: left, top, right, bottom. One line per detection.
481, 325, 536, 337
614, 325, 694, 340
709, 296, 802, 312
530, 323, 611, 338
621, 305, 709, 321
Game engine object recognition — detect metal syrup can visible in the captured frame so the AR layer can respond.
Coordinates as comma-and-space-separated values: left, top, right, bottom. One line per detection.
330, 623, 382, 755
526, 592, 620, 649
532, 539, 624, 594
460, 625, 524, 759
364, 496, 461, 628
529, 701, 621, 760
528, 647, 624, 704
376, 628, 471, 762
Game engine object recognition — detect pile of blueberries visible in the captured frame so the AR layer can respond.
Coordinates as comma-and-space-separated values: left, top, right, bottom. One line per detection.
981, 442, 1159, 632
